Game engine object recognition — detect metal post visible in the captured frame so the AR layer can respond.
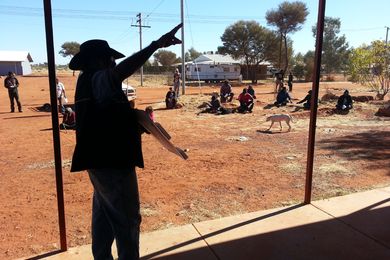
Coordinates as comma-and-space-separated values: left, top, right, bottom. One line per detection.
138, 13, 143, 87
180, 0, 186, 95
131, 13, 150, 87
42, 0, 67, 251
304, 0, 326, 204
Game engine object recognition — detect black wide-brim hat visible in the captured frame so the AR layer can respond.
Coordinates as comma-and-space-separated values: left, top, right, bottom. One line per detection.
69, 39, 125, 70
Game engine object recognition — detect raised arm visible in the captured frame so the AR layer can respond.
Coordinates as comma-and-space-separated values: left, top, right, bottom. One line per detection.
114, 24, 182, 82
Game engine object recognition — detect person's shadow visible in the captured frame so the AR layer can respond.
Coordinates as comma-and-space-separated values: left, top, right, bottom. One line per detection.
263, 104, 275, 110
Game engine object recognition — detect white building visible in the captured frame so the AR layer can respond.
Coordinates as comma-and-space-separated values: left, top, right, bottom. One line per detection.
0, 51, 33, 76
186, 54, 241, 82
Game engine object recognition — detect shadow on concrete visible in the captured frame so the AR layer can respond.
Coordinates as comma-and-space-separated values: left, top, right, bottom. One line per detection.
142, 201, 390, 260
25, 250, 63, 260
318, 130, 390, 175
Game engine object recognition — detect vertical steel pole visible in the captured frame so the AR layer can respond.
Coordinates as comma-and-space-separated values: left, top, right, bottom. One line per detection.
43, 0, 67, 251
180, 0, 186, 95
138, 13, 144, 87
304, 0, 326, 204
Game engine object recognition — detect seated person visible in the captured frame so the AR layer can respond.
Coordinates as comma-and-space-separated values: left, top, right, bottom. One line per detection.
145, 106, 154, 121
274, 87, 292, 107
60, 107, 76, 130
297, 90, 312, 109
202, 95, 222, 114
336, 90, 353, 110
247, 85, 256, 99
220, 80, 234, 103
237, 88, 254, 113
165, 87, 177, 109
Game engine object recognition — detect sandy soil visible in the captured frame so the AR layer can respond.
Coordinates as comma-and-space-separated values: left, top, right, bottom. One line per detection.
1, 73, 389, 259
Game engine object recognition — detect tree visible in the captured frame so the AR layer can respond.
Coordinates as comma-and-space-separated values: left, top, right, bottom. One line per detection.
59, 41, 80, 75
266, 1, 309, 75
153, 50, 180, 66
304, 50, 315, 81
291, 52, 305, 80
349, 41, 390, 100
218, 20, 278, 82
312, 17, 350, 74
185, 47, 202, 61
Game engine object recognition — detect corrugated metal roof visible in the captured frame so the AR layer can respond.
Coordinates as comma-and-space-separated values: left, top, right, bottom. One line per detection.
194, 54, 239, 64
0, 51, 33, 62
193, 54, 270, 66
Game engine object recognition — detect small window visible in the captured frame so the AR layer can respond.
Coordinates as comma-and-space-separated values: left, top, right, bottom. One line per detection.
210, 65, 214, 68
234, 67, 238, 72
195, 67, 201, 72
223, 67, 229, 72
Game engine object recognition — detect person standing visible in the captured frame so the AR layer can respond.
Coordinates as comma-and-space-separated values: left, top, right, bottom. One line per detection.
69, 24, 182, 260
4, 71, 22, 112
56, 77, 67, 114
173, 68, 181, 97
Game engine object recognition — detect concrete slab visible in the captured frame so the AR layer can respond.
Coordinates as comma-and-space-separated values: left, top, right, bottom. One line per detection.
313, 188, 390, 248
140, 224, 217, 260
194, 204, 390, 260
28, 224, 215, 260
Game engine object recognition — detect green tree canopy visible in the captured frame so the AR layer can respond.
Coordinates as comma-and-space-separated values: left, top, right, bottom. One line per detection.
153, 50, 180, 66
312, 17, 350, 74
290, 52, 305, 80
218, 20, 278, 82
59, 41, 80, 58
185, 47, 202, 61
266, 1, 309, 74
349, 40, 390, 99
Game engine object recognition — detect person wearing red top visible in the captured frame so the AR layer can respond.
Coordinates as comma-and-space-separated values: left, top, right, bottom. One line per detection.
237, 88, 254, 113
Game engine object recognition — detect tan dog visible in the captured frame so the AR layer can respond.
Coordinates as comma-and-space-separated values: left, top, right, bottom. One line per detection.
266, 114, 293, 132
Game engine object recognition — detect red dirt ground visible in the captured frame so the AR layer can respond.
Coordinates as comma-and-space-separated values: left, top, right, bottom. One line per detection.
1, 73, 389, 259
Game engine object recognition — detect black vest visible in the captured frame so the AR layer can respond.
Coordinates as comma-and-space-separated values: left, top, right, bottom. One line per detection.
70, 71, 143, 172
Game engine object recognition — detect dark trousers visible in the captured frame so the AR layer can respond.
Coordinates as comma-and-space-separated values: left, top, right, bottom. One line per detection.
88, 168, 141, 260
8, 88, 22, 112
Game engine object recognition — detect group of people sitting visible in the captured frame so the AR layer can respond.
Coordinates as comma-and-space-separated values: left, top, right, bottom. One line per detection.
220, 80, 257, 113
274, 86, 353, 112
200, 82, 257, 114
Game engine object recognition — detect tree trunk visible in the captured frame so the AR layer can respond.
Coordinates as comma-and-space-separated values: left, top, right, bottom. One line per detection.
283, 35, 288, 78
279, 32, 283, 69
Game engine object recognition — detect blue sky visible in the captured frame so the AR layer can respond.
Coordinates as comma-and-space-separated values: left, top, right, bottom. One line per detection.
1, 0, 389, 65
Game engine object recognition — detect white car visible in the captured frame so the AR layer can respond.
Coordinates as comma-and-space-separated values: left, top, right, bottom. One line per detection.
122, 83, 136, 101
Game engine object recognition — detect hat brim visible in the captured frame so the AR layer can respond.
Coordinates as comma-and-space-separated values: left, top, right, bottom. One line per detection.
69, 48, 125, 70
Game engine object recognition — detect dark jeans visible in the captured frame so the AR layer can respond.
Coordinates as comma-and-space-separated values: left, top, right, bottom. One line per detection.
88, 168, 141, 260
8, 88, 22, 112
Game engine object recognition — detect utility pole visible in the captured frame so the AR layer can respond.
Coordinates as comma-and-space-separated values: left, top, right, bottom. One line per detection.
385, 26, 389, 77
131, 13, 150, 87
180, 0, 186, 95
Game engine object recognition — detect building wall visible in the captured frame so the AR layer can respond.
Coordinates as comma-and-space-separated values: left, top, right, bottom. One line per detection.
21, 61, 32, 75
0, 61, 31, 76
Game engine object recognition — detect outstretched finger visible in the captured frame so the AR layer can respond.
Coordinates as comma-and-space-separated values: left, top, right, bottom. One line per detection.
170, 23, 183, 35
